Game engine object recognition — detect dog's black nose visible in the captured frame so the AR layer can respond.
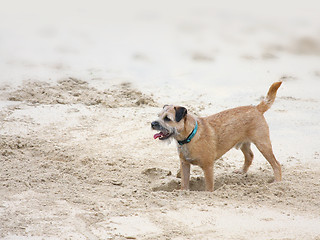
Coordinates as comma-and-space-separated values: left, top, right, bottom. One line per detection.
151, 121, 160, 129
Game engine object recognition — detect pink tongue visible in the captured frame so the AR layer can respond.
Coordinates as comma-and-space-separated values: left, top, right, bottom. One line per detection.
153, 133, 163, 139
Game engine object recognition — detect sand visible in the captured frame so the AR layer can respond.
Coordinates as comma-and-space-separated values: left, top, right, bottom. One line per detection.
1, 1, 320, 239
0, 78, 319, 240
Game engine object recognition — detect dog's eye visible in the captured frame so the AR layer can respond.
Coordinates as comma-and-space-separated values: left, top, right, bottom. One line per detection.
164, 116, 171, 122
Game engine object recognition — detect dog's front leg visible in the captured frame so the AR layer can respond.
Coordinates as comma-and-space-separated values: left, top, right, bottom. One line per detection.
180, 159, 191, 190
202, 163, 214, 192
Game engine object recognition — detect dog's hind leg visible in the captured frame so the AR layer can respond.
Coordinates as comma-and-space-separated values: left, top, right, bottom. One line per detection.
253, 138, 282, 182
235, 142, 254, 174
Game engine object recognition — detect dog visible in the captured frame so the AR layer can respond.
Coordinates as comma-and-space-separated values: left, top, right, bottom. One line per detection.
151, 82, 282, 191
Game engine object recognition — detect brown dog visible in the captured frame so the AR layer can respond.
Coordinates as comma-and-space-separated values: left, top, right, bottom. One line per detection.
151, 82, 282, 191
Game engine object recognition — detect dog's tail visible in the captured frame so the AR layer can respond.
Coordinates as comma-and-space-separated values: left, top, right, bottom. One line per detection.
257, 81, 282, 114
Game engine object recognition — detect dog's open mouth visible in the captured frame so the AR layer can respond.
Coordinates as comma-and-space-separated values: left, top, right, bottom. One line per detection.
153, 131, 172, 140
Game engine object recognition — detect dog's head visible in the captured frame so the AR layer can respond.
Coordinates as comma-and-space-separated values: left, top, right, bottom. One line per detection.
151, 105, 187, 141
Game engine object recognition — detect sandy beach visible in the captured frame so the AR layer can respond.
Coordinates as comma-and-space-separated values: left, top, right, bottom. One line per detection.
1, 1, 320, 239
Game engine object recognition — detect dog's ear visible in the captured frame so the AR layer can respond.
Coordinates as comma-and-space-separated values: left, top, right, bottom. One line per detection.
163, 104, 169, 109
174, 106, 187, 122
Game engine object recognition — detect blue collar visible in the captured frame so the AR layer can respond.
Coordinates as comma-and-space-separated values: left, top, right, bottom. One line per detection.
178, 121, 198, 145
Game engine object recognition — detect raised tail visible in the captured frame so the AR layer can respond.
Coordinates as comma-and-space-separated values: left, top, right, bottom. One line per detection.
257, 81, 282, 113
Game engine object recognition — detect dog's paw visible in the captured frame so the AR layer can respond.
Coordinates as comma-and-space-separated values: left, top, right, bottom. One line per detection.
233, 168, 246, 174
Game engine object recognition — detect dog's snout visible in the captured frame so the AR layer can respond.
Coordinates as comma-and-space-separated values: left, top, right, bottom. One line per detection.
151, 121, 160, 129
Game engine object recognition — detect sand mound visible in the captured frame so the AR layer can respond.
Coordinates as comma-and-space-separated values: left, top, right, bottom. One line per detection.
152, 177, 206, 192
142, 167, 172, 178
8, 78, 156, 107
